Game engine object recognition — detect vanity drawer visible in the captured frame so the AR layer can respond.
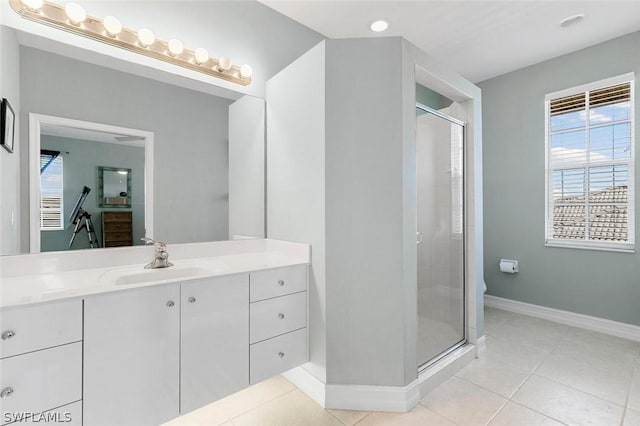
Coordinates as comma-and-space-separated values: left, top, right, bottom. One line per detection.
249, 265, 307, 302
104, 231, 132, 242
102, 211, 132, 222
250, 292, 306, 344
250, 328, 307, 385
0, 300, 82, 359
103, 221, 132, 232
0, 342, 82, 423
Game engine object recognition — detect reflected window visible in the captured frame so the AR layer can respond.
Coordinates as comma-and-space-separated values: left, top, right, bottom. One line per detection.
40, 150, 64, 231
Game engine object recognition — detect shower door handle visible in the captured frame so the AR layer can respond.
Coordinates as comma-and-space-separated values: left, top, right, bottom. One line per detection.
416, 232, 423, 244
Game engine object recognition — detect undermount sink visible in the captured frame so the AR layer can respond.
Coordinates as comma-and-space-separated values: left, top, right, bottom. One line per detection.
114, 266, 211, 286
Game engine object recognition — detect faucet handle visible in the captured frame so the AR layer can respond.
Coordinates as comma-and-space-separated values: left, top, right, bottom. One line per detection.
141, 237, 155, 245
141, 237, 167, 251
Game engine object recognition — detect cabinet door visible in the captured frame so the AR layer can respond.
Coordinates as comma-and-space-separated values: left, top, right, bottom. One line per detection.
181, 274, 249, 413
84, 284, 180, 426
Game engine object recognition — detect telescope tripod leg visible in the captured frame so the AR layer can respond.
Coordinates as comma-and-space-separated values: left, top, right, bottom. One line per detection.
69, 218, 83, 249
85, 217, 100, 248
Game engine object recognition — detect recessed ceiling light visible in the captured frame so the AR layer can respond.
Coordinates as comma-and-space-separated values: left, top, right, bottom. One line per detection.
370, 20, 389, 32
560, 13, 585, 28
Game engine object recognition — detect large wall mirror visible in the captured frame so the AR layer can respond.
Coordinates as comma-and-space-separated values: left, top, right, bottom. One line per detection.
0, 24, 266, 255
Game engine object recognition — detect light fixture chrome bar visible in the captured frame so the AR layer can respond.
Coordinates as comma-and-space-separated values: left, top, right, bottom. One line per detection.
9, 0, 253, 86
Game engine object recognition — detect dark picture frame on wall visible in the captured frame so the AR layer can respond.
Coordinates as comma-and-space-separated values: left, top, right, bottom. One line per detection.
1, 98, 15, 153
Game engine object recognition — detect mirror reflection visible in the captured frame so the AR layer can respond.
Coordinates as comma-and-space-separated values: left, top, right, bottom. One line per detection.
0, 25, 266, 255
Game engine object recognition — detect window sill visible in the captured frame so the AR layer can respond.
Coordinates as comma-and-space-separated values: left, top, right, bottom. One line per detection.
545, 240, 635, 254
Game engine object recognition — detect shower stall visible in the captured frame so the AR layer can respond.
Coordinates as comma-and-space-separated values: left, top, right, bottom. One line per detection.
416, 102, 466, 370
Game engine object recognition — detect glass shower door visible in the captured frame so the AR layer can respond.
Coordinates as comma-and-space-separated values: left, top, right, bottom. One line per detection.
416, 105, 465, 369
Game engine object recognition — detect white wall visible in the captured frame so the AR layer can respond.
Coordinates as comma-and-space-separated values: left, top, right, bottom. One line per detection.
0, 26, 20, 255
324, 37, 412, 386
229, 96, 265, 239
266, 41, 327, 382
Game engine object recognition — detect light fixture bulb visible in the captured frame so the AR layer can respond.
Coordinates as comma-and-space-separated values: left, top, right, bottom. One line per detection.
370, 20, 389, 32
194, 48, 209, 65
217, 56, 233, 72
65, 2, 87, 25
103, 16, 122, 37
21, 0, 43, 11
239, 64, 253, 79
137, 28, 155, 47
167, 39, 184, 56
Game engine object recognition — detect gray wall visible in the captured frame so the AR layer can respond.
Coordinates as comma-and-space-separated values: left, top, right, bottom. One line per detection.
40, 135, 145, 252
0, 27, 21, 255
20, 47, 233, 250
480, 30, 640, 326
267, 41, 327, 383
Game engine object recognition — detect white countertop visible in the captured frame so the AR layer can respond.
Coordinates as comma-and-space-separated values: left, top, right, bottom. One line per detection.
0, 239, 309, 309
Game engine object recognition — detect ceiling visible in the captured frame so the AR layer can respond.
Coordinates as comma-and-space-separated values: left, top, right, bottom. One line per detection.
260, 1, 640, 83
41, 124, 145, 147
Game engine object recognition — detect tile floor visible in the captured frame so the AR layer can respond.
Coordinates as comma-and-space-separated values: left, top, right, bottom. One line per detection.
165, 307, 640, 425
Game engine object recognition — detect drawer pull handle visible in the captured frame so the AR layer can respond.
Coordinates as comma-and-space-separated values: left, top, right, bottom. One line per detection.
278, 280, 285, 286
278, 313, 285, 319
188, 297, 196, 304
278, 352, 285, 358
1, 330, 15, 340
166, 301, 175, 307
0, 387, 14, 398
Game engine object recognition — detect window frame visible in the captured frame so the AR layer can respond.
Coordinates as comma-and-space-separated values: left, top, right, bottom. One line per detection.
39, 152, 64, 231
544, 73, 636, 253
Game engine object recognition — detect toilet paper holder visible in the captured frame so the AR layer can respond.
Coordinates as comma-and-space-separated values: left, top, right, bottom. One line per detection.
499, 259, 519, 274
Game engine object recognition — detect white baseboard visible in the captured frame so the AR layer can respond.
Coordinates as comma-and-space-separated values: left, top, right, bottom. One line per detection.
282, 366, 326, 407
282, 365, 420, 412
476, 335, 487, 352
325, 380, 420, 413
485, 295, 640, 342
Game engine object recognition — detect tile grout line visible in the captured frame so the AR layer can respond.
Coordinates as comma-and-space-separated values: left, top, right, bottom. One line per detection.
620, 350, 640, 425
477, 312, 573, 425
227, 387, 299, 423
351, 412, 373, 426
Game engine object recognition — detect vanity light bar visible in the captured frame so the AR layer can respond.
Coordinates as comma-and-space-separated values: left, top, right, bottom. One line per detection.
9, 0, 253, 86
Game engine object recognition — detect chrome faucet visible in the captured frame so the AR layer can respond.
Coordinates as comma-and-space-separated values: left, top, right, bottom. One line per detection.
141, 237, 174, 269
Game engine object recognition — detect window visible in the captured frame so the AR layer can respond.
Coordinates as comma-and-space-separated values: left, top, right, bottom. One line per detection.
545, 74, 634, 251
40, 150, 64, 231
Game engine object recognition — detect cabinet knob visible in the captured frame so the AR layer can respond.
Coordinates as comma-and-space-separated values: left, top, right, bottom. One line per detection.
1, 330, 15, 340
0, 387, 14, 398
166, 301, 175, 307
278, 280, 285, 286
278, 313, 285, 319
188, 297, 196, 304
278, 352, 285, 358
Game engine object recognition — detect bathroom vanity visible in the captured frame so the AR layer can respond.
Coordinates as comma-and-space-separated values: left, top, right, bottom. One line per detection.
0, 239, 309, 426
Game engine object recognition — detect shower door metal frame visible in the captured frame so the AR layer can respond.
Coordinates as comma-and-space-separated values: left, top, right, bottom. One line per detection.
415, 102, 467, 373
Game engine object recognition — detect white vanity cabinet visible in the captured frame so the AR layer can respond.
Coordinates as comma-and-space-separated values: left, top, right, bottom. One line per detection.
180, 274, 249, 413
83, 284, 181, 426
249, 265, 308, 384
83, 275, 252, 425
0, 300, 83, 426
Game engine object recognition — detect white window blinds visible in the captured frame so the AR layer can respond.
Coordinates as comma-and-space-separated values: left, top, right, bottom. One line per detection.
40, 151, 64, 231
546, 75, 634, 250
